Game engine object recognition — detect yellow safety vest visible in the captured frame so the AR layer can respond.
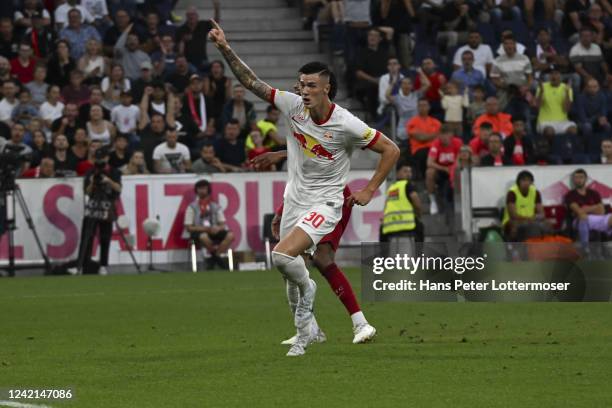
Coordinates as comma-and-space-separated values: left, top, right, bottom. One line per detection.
502, 184, 537, 226
246, 119, 278, 151
382, 180, 416, 235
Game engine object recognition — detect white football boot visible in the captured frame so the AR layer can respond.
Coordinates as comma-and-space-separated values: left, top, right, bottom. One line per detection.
286, 279, 317, 357
281, 317, 327, 345
352, 323, 377, 344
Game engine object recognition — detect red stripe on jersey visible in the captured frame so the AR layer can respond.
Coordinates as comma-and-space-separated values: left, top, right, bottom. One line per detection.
313, 103, 335, 125
269, 88, 277, 108
363, 130, 381, 150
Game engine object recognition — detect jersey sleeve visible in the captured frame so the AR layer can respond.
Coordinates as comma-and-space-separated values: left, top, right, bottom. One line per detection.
343, 112, 381, 150
269, 89, 302, 117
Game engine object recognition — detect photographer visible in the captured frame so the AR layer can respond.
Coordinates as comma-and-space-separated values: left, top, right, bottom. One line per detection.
73, 147, 122, 275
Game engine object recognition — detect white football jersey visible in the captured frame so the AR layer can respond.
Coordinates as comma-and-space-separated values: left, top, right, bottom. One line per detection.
271, 89, 380, 207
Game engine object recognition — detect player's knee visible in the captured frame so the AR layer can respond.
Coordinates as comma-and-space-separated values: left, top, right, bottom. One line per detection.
271, 251, 295, 268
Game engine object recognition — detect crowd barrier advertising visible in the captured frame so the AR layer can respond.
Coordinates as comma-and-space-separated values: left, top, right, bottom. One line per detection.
470, 165, 612, 208
0, 172, 386, 265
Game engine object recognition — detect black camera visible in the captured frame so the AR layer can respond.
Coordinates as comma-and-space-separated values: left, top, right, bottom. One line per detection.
92, 147, 110, 185
0, 144, 28, 191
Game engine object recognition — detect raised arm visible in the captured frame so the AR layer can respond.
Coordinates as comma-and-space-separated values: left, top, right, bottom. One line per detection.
208, 20, 272, 102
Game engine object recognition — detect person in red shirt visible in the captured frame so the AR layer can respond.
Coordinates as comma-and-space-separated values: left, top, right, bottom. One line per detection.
425, 124, 463, 214
406, 98, 441, 177
472, 96, 513, 138
10, 42, 37, 84
469, 122, 493, 163
414, 57, 446, 115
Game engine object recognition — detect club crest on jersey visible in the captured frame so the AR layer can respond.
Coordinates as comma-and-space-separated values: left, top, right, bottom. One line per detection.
291, 110, 307, 124
292, 132, 335, 160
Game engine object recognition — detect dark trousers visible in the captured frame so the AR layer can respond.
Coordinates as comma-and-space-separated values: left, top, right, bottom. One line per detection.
77, 217, 113, 267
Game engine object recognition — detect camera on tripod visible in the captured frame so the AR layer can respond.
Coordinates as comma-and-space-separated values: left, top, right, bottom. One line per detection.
0, 144, 30, 191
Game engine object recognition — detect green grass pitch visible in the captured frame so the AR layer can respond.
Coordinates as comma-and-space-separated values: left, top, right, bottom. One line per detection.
1, 269, 611, 407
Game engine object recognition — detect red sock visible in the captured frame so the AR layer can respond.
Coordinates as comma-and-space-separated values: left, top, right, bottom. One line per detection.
321, 263, 361, 315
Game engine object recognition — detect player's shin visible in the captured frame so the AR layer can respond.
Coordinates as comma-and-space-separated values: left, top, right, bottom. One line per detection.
285, 278, 299, 314
271, 251, 311, 295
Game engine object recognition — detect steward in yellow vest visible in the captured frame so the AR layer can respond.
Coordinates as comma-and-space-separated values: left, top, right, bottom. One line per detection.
381, 165, 422, 239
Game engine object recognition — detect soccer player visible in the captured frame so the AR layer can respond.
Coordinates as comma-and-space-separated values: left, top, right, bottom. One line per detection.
253, 150, 376, 345
209, 21, 400, 356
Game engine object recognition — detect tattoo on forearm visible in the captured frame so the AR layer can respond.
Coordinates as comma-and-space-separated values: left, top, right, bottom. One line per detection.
218, 45, 271, 101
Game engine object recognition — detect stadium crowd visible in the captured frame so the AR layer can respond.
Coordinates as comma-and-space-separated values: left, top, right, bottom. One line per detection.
0, 0, 292, 179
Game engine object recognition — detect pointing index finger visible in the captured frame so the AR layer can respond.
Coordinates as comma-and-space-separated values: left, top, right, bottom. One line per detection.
210, 18, 221, 30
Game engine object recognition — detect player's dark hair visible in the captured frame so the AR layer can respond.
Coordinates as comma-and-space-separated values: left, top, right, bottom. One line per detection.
297, 62, 337, 101
516, 170, 534, 184
195, 179, 211, 193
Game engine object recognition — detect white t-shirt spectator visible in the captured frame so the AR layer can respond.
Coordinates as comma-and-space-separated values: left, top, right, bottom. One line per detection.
39, 101, 65, 123
111, 104, 140, 134
81, 0, 109, 20
0, 99, 18, 122
496, 42, 527, 57
453, 44, 495, 75
54, 4, 94, 27
152, 142, 191, 173
15, 9, 51, 21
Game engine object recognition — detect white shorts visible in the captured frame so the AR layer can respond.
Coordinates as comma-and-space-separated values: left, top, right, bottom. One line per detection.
537, 121, 577, 134
280, 200, 343, 254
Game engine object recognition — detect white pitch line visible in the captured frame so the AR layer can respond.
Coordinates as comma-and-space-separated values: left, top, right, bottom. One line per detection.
0, 401, 54, 408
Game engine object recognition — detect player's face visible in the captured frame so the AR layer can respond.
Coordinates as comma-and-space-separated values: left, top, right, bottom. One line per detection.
299, 73, 330, 108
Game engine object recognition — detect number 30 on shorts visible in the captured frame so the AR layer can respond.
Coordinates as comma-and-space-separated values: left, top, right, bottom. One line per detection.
304, 212, 325, 228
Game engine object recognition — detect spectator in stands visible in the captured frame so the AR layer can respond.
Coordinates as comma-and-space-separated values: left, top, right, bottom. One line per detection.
86, 104, 116, 145
564, 168, 608, 247
386, 73, 430, 145
341, 0, 372, 85
15, 0, 51, 32
39, 86, 64, 134
472, 96, 513, 138
10, 42, 37, 84
153, 127, 191, 174
215, 119, 246, 172
375, 0, 415, 69
12, 88, 39, 127
114, 23, 151, 81
78, 38, 107, 86
26, 65, 48, 106
480, 133, 510, 166
562, 0, 591, 42
46, 40, 76, 89
503, 117, 534, 165
0, 18, 17, 60
406, 98, 441, 177
0, 56, 12, 83
60, 9, 101, 61
184, 178, 234, 269
82, 0, 112, 35
52, 133, 78, 176
29, 129, 51, 167
531, 29, 573, 84
108, 133, 130, 168
570, 27, 609, 87
1, 123, 31, 169
469, 122, 494, 164
22, 157, 55, 178
192, 144, 226, 173
439, 81, 469, 137
79, 86, 109, 123
246, 129, 276, 171
138, 103, 167, 173
451, 50, 486, 95
502, 170, 546, 241
414, 58, 446, 116
176, 5, 219, 72
101, 63, 131, 110
140, 11, 168, 55
600, 139, 612, 164
355, 28, 389, 119
131, 61, 155, 103
496, 30, 528, 57
0, 79, 19, 124
490, 35, 533, 109
71, 127, 89, 161
152, 34, 177, 79
221, 84, 256, 137
425, 124, 463, 214
121, 150, 149, 175
577, 78, 611, 158
55, 0, 94, 31
453, 30, 494, 76
103, 9, 131, 56
51, 103, 81, 142
377, 56, 403, 117
62, 69, 91, 106
252, 105, 285, 150
206, 60, 232, 126
24, 12, 55, 60
535, 67, 576, 136
466, 85, 486, 133
111, 91, 140, 141
165, 55, 192, 94
182, 73, 211, 133
76, 138, 101, 175
436, 0, 476, 58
